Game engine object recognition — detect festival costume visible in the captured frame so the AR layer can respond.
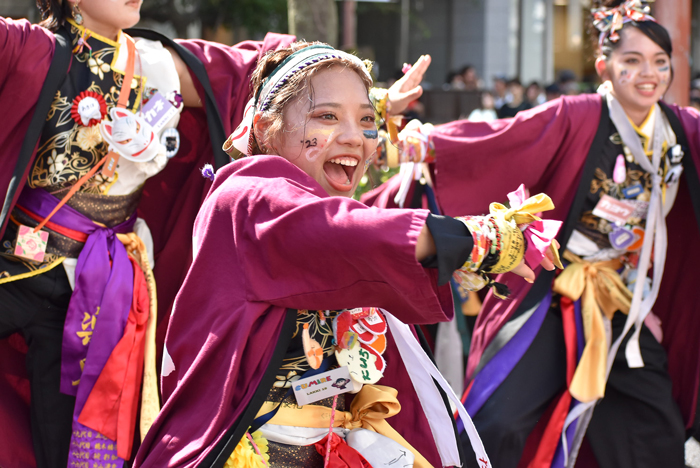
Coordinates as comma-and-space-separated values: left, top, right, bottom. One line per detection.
364, 91, 700, 467
0, 16, 293, 468
133, 44, 563, 468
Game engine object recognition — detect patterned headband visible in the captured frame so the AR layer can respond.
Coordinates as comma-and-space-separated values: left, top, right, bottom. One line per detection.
224, 45, 372, 157
592, 0, 655, 46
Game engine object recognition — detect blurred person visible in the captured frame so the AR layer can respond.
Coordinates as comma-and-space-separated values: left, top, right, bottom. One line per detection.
545, 82, 563, 101
559, 69, 580, 95
460, 65, 483, 92
445, 70, 466, 90
526, 81, 546, 106
497, 78, 532, 118
492, 74, 509, 109
467, 91, 498, 122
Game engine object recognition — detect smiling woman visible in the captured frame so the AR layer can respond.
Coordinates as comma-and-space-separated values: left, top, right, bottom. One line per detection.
0, 2, 294, 468
134, 42, 558, 468
358, 1, 700, 467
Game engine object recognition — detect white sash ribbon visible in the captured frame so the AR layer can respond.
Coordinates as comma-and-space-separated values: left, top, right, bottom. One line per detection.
562, 92, 679, 466
384, 310, 490, 468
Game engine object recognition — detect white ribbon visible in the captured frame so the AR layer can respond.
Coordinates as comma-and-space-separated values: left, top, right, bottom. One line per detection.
562, 91, 679, 466
383, 310, 490, 468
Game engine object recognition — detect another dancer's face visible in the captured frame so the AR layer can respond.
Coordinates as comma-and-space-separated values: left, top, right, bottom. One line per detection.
72, 0, 142, 39
601, 27, 671, 116
269, 66, 377, 198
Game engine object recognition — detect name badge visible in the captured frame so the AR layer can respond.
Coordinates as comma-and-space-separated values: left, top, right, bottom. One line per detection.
292, 366, 355, 406
592, 194, 635, 225
142, 92, 178, 133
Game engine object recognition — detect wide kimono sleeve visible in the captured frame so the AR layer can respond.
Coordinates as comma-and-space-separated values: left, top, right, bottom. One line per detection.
0, 17, 54, 217
196, 155, 454, 325
432, 93, 602, 218
138, 33, 295, 344
176, 33, 295, 135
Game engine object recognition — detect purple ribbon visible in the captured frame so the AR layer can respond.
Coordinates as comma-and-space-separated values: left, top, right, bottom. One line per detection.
457, 291, 552, 434
17, 188, 135, 468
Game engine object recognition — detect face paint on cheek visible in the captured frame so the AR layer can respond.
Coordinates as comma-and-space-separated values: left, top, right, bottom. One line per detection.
303, 128, 334, 162
618, 68, 632, 85
363, 129, 378, 140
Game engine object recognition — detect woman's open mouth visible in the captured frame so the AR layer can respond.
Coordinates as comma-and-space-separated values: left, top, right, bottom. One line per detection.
323, 156, 359, 192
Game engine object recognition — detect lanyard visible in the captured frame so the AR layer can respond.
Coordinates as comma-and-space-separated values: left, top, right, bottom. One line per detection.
33, 33, 137, 234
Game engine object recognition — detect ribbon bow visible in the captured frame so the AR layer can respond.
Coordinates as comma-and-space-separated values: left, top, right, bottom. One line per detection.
592, 0, 655, 45
490, 184, 563, 269
262, 384, 433, 468
553, 252, 633, 402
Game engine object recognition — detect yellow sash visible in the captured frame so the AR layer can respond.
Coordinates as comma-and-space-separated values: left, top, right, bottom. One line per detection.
256, 384, 433, 468
553, 251, 632, 402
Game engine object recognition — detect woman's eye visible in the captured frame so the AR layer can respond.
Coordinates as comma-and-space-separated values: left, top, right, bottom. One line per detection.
625, 59, 639, 65
362, 115, 375, 122
318, 113, 336, 120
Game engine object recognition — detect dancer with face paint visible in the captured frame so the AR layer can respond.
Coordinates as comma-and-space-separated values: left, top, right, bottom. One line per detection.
135, 41, 559, 468
0, 2, 297, 468
363, 1, 700, 467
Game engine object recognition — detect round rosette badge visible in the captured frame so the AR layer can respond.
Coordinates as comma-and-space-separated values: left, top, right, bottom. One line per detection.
71, 91, 108, 127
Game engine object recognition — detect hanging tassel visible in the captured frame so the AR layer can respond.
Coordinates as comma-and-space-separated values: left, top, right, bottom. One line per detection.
487, 277, 511, 299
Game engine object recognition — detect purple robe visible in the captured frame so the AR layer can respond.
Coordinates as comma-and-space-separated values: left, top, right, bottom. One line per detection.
134, 155, 455, 468
362, 94, 700, 431
429, 93, 700, 431
0, 17, 294, 468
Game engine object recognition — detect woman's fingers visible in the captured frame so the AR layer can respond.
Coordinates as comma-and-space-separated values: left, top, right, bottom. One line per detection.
541, 256, 555, 271
510, 261, 536, 283
402, 55, 431, 88
387, 55, 431, 115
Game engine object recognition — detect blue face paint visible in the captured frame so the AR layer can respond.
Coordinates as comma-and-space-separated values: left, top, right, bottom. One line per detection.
363, 129, 378, 140
658, 66, 670, 72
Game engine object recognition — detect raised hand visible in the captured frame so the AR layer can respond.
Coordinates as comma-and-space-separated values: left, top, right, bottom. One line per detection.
387, 55, 431, 115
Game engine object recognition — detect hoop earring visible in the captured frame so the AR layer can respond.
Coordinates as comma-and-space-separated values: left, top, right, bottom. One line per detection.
72, 3, 84, 25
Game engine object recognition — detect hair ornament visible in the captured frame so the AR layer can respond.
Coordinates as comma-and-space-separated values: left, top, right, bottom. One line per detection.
592, 0, 655, 46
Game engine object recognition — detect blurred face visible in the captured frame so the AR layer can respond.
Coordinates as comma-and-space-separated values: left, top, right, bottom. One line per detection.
526, 85, 540, 103
597, 27, 671, 116
509, 83, 524, 101
71, 0, 141, 38
493, 79, 506, 96
262, 66, 377, 198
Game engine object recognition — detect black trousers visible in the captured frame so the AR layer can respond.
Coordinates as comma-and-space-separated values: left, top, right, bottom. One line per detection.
0, 262, 75, 468
462, 309, 686, 468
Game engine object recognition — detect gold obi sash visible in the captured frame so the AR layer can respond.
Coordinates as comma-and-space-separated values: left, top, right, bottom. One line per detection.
256, 384, 433, 468
553, 251, 632, 403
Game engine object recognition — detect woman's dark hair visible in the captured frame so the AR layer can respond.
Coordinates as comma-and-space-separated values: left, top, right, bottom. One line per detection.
36, 0, 72, 32
590, 1, 673, 59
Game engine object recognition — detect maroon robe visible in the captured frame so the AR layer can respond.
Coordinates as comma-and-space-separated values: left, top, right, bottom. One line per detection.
134, 155, 455, 468
0, 17, 294, 468
364, 93, 700, 430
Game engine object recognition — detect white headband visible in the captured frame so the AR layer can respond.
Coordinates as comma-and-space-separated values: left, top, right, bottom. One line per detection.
224, 45, 372, 157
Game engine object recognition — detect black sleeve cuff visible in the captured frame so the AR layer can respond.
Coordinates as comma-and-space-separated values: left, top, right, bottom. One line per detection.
420, 214, 474, 286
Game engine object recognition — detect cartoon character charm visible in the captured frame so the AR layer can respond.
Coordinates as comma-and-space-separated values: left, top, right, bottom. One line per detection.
100, 108, 160, 162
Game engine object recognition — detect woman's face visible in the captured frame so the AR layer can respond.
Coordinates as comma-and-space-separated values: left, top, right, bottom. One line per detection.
599, 26, 671, 114
265, 65, 377, 198
72, 0, 141, 37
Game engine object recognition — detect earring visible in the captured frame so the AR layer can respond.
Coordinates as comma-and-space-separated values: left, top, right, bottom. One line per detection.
72, 3, 84, 25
